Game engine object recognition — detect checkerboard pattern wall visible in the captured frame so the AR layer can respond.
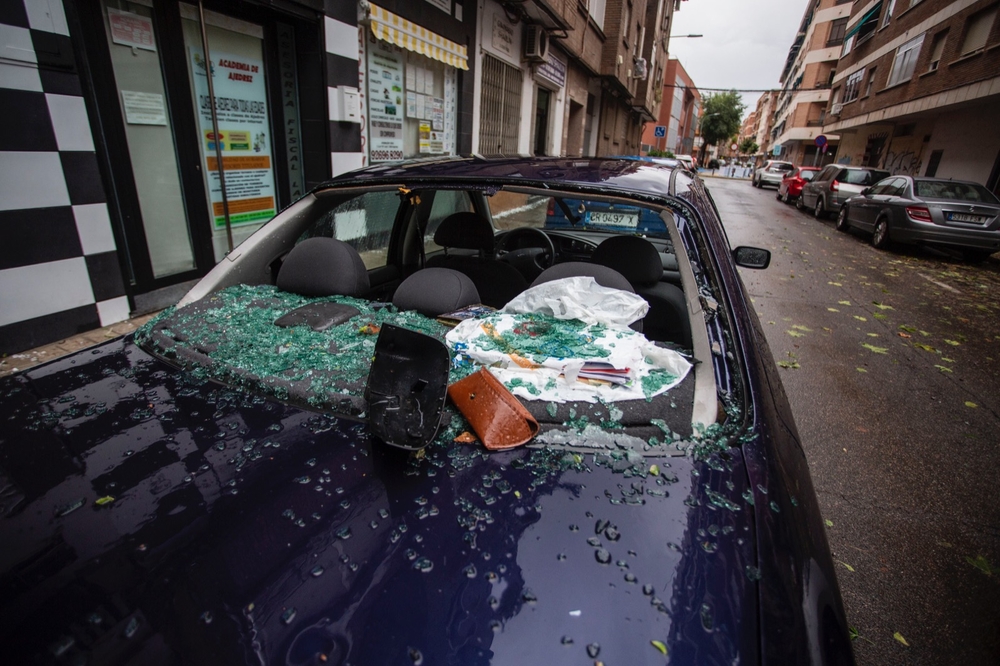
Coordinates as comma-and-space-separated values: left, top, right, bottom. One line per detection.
0, 0, 128, 355
323, 0, 363, 176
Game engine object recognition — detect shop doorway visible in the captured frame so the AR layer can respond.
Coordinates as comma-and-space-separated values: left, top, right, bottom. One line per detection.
533, 87, 550, 156
79, 0, 324, 307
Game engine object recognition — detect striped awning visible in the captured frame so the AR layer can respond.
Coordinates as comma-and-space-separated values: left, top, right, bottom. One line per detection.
369, 4, 469, 70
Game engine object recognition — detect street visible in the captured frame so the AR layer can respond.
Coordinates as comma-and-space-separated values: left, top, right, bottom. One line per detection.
707, 176, 1000, 665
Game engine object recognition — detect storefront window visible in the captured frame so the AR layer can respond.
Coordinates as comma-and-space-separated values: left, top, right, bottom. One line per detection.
181, 6, 278, 262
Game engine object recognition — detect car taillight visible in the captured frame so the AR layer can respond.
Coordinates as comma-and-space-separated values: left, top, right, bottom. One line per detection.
830, 180, 839, 192
906, 206, 932, 221
547, 200, 555, 216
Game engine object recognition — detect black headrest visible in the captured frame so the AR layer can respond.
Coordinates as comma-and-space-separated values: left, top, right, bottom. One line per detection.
530, 262, 634, 293
433, 212, 496, 254
392, 268, 481, 317
591, 236, 663, 286
276, 237, 370, 297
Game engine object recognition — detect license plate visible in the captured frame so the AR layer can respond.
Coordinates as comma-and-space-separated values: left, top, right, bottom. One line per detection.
946, 213, 988, 223
588, 211, 639, 228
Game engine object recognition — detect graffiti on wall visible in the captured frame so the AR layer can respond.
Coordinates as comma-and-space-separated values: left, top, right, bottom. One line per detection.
882, 148, 922, 176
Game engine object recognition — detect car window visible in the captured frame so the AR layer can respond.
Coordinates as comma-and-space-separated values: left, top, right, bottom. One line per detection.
488, 191, 548, 230
800, 169, 818, 182
869, 177, 896, 195
914, 180, 1000, 203
818, 166, 837, 181
299, 191, 400, 268
424, 190, 473, 253
883, 178, 907, 196
840, 169, 887, 185
775, 162, 795, 171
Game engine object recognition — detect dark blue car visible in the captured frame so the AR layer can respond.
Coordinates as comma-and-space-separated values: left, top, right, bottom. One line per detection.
0, 157, 853, 665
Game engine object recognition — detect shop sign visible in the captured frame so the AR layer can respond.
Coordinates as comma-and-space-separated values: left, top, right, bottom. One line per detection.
109, 8, 156, 52
536, 51, 566, 88
276, 24, 305, 200
191, 49, 277, 228
367, 39, 405, 162
492, 14, 514, 57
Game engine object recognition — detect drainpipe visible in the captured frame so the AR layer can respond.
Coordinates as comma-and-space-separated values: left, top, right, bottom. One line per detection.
198, 0, 234, 253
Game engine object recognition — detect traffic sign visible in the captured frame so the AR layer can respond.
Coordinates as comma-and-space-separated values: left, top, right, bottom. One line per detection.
654, 125, 666, 138
815, 134, 827, 146
730, 143, 738, 151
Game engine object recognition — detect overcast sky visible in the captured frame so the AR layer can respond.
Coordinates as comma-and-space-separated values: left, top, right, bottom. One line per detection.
666, 0, 810, 117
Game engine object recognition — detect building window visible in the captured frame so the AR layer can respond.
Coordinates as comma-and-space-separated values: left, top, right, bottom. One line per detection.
882, 0, 897, 29
828, 18, 848, 47
928, 31, 947, 71
865, 67, 877, 96
842, 34, 854, 56
843, 68, 865, 102
960, 5, 997, 55
886, 34, 925, 87
588, 0, 607, 30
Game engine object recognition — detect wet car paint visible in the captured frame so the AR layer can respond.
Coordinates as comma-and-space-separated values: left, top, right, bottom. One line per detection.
0, 157, 853, 665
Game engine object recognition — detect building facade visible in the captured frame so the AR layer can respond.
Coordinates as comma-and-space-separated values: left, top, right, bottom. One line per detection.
771, 0, 851, 166
0, 0, 476, 355
750, 90, 776, 165
640, 58, 701, 156
823, 0, 1000, 193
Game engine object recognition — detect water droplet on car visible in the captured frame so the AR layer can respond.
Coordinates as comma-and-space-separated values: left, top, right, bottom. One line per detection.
408, 647, 423, 664
643, 584, 654, 595
745, 566, 762, 581
561, 635, 574, 645
311, 566, 324, 577
587, 536, 602, 547
595, 549, 611, 564
336, 527, 352, 540
586, 643, 601, 658
200, 611, 213, 624
604, 526, 621, 541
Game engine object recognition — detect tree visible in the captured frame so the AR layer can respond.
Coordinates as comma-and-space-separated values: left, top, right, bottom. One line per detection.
698, 90, 745, 166
647, 148, 675, 158
739, 137, 759, 157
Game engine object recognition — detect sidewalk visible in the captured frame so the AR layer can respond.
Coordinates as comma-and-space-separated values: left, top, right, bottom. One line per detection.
0, 312, 160, 379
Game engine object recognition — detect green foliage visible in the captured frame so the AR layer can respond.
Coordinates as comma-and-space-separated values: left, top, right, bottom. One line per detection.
699, 91, 745, 148
647, 148, 675, 158
738, 137, 759, 155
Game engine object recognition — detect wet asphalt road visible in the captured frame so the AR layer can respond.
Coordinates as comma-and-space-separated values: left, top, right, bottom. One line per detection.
704, 176, 1000, 665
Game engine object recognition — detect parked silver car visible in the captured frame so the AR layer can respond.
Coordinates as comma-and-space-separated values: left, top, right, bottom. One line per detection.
836, 176, 1000, 260
800, 165, 890, 219
752, 160, 795, 188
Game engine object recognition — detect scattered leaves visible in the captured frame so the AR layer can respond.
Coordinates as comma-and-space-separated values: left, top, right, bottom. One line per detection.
862, 343, 888, 354
965, 401, 978, 408
853, 315, 868, 322
778, 360, 801, 369
944, 339, 961, 346
898, 332, 912, 339
837, 560, 855, 572
934, 365, 952, 373
824, 519, 834, 527
786, 330, 805, 338
827, 307, 840, 312
967, 555, 998, 577
856, 367, 867, 372
650, 640, 668, 656
899, 325, 917, 333
872, 312, 888, 320
866, 333, 879, 337
828, 281, 842, 286
893, 632, 910, 647
838, 300, 852, 306
791, 324, 812, 332
913, 343, 937, 353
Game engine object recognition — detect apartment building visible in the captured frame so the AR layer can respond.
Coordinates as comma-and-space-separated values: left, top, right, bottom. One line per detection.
640, 58, 702, 156
750, 90, 777, 165
823, 0, 1000, 192
771, 0, 852, 166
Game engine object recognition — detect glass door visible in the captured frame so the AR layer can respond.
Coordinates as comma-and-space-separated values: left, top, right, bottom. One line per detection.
180, 5, 278, 262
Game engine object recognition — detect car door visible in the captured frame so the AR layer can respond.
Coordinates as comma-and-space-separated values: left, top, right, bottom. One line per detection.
853, 178, 895, 229
879, 177, 912, 230
803, 166, 832, 207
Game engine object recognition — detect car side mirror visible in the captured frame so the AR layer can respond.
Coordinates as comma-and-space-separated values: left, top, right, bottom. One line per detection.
861, 187, 871, 196
733, 246, 771, 270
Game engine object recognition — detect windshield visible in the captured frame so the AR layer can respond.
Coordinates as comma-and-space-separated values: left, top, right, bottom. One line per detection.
488, 192, 672, 237
770, 162, 795, 171
915, 180, 1000, 203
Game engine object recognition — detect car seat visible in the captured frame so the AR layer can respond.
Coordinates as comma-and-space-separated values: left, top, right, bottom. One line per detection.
425, 212, 528, 307
392, 268, 481, 317
276, 237, 370, 297
591, 236, 691, 347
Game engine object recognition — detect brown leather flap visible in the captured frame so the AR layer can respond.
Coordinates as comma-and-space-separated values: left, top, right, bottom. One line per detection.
447, 368, 539, 450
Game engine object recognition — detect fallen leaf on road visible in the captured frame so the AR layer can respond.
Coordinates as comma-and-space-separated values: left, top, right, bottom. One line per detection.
898, 332, 912, 338
791, 324, 812, 331
778, 360, 801, 369
828, 281, 842, 286
935, 365, 952, 373
867, 333, 879, 337
872, 302, 894, 310
856, 367, 867, 372
944, 339, 961, 346
873, 312, 888, 320
786, 330, 805, 338
899, 324, 917, 333
894, 632, 910, 647
838, 300, 852, 306
854, 315, 867, 322
942, 357, 955, 363
836, 560, 855, 572
965, 401, 978, 408
828, 307, 840, 312
966, 554, 998, 576
913, 343, 937, 353
825, 519, 834, 527
862, 344, 888, 354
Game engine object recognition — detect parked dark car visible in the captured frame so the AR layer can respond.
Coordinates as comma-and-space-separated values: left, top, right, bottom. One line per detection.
778, 166, 821, 204
0, 158, 853, 666
800, 164, 891, 218
836, 175, 1000, 260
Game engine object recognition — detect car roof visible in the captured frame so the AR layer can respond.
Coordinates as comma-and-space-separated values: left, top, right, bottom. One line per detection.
912, 176, 984, 186
318, 156, 694, 202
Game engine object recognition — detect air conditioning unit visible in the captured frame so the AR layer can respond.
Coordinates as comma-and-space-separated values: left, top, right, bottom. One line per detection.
524, 25, 549, 62
632, 57, 648, 80
830, 103, 843, 116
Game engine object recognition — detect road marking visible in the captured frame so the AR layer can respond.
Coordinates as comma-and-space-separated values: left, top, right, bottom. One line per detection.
917, 273, 961, 294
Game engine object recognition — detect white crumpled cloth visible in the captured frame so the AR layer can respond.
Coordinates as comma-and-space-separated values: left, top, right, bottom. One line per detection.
445, 311, 691, 404
502, 276, 649, 328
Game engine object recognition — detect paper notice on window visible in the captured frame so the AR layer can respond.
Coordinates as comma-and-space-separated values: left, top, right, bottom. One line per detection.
431, 97, 444, 131
419, 121, 431, 153
405, 65, 416, 91
121, 90, 167, 125
406, 91, 417, 118
109, 8, 156, 51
